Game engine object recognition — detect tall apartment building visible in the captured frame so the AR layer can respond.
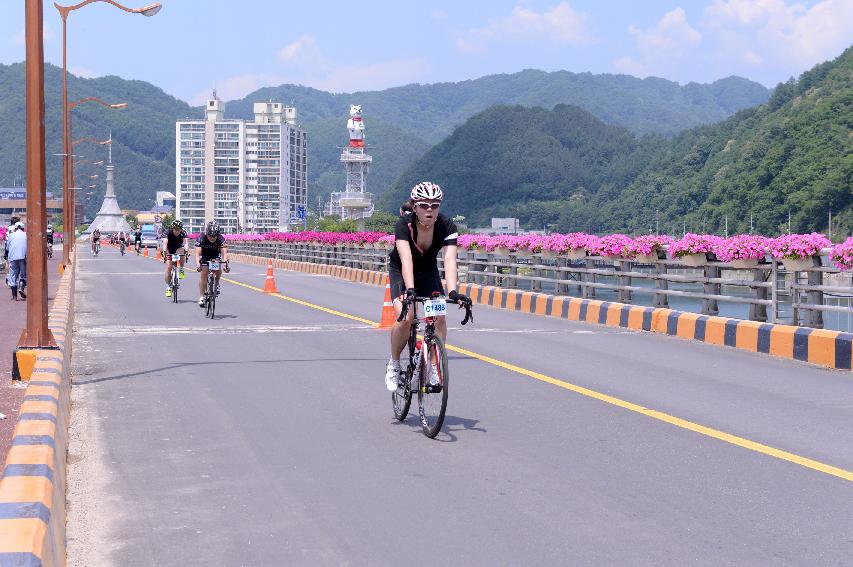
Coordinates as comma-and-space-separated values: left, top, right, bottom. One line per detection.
175, 94, 307, 234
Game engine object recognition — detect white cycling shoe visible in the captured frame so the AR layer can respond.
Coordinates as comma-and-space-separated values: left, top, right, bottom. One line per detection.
385, 359, 401, 391
427, 363, 440, 386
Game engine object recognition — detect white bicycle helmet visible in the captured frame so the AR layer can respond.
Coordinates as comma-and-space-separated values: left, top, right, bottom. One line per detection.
410, 181, 443, 202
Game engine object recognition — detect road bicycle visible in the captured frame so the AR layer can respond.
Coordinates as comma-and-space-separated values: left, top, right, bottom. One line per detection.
167, 253, 183, 303
92, 240, 100, 256
46, 240, 53, 259
119, 240, 126, 256
392, 293, 473, 438
200, 258, 228, 319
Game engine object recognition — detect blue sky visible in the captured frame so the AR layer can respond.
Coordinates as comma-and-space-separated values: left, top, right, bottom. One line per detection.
1, 0, 851, 104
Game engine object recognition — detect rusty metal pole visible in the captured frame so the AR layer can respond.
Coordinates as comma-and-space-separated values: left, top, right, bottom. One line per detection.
60, 10, 71, 266
21, 0, 56, 349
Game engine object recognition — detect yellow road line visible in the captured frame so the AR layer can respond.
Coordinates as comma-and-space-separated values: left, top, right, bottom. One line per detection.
221, 271, 853, 483
222, 277, 377, 326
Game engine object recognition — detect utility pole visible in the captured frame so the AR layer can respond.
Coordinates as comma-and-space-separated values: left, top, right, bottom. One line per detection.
655, 210, 659, 235
750, 212, 753, 234
829, 209, 833, 241
788, 208, 791, 234
725, 215, 728, 238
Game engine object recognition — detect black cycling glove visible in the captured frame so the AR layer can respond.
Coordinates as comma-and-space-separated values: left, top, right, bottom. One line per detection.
404, 288, 417, 300
448, 290, 471, 306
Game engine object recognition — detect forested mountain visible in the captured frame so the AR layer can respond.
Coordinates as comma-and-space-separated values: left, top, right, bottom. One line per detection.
386, 47, 852, 236
0, 62, 191, 216
0, 63, 769, 219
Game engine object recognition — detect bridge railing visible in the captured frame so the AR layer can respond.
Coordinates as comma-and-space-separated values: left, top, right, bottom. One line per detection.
226, 241, 851, 331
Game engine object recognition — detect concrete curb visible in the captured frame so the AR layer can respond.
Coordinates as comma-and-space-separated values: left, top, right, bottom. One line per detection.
0, 256, 75, 567
228, 253, 851, 372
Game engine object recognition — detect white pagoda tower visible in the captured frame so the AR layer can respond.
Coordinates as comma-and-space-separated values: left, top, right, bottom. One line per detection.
85, 133, 132, 234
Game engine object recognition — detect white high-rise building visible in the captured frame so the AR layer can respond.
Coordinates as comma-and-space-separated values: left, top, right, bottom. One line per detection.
175, 94, 307, 234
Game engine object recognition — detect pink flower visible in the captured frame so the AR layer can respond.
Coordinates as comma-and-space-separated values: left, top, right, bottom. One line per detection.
769, 233, 831, 260
590, 234, 635, 258
630, 235, 674, 257
670, 233, 724, 257
713, 235, 769, 262
830, 237, 853, 271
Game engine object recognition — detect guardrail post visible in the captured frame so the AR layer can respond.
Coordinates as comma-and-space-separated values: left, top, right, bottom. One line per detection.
582, 258, 596, 299
702, 264, 720, 316
748, 267, 768, 322
654, 260, 669, 307
806, 257, 824, 329
616, 260, 631, 303
508, 255, 519, 290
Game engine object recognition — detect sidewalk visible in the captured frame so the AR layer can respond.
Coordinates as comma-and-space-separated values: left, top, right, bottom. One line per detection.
0, 245, 63, 469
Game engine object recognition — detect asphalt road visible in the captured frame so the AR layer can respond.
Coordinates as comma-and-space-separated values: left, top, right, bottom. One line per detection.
67, 248, 853, 566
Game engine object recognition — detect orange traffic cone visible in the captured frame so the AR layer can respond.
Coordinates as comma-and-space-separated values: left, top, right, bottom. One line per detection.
143, 247, 149, 257
155, 248, 162, 261
263, 259, 279, 293
378, 283, 397, 329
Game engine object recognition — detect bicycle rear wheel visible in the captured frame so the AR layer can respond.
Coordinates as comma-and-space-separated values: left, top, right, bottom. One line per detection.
418, 335, 449, 438
206, 276, 216, 318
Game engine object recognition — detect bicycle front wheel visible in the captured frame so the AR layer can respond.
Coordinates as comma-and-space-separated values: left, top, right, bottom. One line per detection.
418, 335, 449, 438
172, 269, 179, 303
392, 339, 415, 421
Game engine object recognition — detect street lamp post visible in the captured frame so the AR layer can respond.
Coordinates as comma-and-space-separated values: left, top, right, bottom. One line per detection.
55, 0, 161, 268
20, 0, 56, 351
67, 98, 126, 243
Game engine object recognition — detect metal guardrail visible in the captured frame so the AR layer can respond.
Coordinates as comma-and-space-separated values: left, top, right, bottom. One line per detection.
226, 241, 850, 330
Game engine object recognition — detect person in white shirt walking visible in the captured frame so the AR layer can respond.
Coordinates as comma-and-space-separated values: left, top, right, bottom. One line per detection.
6, 221, 26, 301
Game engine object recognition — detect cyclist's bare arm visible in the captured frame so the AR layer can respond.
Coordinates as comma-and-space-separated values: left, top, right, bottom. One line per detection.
220, 244, 228, 263
443, 245, 459, 294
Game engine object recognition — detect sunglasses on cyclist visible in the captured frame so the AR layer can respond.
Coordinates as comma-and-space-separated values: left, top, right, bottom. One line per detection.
416, 202, 441, 210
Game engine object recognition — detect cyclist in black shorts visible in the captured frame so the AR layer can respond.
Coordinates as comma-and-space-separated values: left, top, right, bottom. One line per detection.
194, 221, 229, 307
384, 181, 471, 391
163, 220, 189, 298
91, 229, 101, 254
134, 228, 142, 254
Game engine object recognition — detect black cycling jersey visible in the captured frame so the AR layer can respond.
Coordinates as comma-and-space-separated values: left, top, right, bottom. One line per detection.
92, 232, 101, 241
195, 234, 226, 262
134, 232, 142, 242
389, 212, 458, 274
165, 229, 187, 253
118, 234, 126, 242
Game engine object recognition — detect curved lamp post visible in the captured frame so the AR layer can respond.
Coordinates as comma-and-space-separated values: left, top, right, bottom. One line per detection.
66, 98, 126, 247
55, 0, 161, 266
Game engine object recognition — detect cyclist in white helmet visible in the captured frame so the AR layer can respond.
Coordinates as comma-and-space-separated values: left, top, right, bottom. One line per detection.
384, 181, 471, 391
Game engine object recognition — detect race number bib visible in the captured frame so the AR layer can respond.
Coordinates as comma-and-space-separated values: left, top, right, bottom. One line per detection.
171, 254, 181, 262
423, 298, 447, 318
208, 261, 220, 271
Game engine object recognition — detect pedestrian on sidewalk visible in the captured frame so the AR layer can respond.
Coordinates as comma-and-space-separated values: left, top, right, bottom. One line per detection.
7, 222, 26, 301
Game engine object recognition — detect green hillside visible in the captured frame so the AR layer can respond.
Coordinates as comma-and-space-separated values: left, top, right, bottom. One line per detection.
387, 47, 852, 236
0, 62, 192, 217
0, 63, 769, 220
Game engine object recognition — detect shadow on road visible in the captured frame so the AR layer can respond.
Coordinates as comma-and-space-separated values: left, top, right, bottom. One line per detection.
74, 357, 394, 386
392, 415, 486, 443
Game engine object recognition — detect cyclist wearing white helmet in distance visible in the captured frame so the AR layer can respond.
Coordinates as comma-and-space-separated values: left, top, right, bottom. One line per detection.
384, 181, 471, 391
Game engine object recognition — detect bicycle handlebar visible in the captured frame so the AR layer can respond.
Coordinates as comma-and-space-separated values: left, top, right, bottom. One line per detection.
396, 296, 474, 325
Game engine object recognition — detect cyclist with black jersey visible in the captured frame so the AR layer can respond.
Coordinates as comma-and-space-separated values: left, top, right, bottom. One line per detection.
384, 182, 471, 391
163, 220, 189, 297
134, 228, 142, 254
194, 221, 229, 307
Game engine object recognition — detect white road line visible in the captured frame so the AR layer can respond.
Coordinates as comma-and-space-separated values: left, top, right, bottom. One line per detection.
76, 323, 373, 337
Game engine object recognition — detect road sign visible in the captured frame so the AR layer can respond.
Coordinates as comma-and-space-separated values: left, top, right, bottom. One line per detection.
154, 215, 161, 223
297, 206, 306, 220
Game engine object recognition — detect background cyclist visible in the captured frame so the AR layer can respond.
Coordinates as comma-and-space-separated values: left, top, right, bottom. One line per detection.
163, 220, 189, 298
384, 181, 471, 391
194, 221, 229, 307
91, 228, 101, 254
134, 227, 142, 254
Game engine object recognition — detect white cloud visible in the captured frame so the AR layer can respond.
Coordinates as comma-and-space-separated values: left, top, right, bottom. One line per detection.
628, 8, 702, 56
456, 2, 593, 53
190, 73, 286, 105
277, 35, 328, 70
70, 67, 99, 79
614, 8, 702, 79
312, 58, 430, 93
703, 0, 853, 69
197, 37, 431, 102
431, 10, 448, 21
